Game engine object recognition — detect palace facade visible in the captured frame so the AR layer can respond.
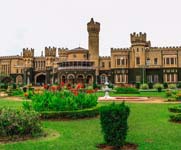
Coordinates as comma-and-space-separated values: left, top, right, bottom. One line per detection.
0, 18, 181, 85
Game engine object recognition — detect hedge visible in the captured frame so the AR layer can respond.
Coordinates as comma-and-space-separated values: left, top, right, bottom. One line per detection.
40, 106, 100, 120
168, 106, 181, 113
170, 114, 181, 122
100, 102, 130, 147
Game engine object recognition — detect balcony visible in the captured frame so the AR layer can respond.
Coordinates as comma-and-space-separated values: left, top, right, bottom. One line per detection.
58, 61, 94, 70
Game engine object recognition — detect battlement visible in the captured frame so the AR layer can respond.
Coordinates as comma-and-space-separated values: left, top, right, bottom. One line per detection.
23, 48, 34, 58
45, 46, 57, 57
111, 48, 130, 52
87, 18, 100, 33
100, 56, 111, 59
58, 47, 68, 52
0, 55, 22, 59
149, 46, 181, 51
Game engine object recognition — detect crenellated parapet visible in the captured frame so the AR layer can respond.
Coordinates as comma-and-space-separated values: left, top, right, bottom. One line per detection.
130, 32, 151, 47
23, 48, 34, 58
45, 46, 56, 57
111, 48, 130, 52
100, 56, 111, 60
87, 18, 100, 34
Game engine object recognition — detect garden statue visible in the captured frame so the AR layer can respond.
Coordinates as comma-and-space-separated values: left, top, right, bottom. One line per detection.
104, 77, 111, 99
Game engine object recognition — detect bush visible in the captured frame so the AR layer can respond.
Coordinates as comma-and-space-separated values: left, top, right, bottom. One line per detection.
153, 83, 163, 92
168, 106, 181, 113
12, 89, 23, 96
168, 84, 177, 89
170, 114, 181, 122
140, 83, 149, 90
148, 82, 153, 89
165, 90, 173, 97
23, 91, 98, 112
176, 82, 181, 88
114, 87, 140, 94
40, 106, 100, 120
163, 82, 168, 89
135, 82, 140, 89
100, 102, 130, 147
0, 108, 42, 138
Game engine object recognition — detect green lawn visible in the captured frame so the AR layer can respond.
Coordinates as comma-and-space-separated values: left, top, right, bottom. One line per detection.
96, 91, 167, 98
0, 98, 181, 150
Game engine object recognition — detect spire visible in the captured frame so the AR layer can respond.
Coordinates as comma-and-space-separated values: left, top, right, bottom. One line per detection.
90, 18, 94, 23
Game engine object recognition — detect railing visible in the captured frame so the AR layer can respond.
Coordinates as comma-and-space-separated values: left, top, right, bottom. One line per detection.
58, 66, 94, 70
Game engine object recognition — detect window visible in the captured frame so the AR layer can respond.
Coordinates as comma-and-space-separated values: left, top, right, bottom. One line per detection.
154, 75, 159, 83
73, 54, 76, 58
146, 58, 150, 66
117, 59, 120, 65
147, 75, 153, 83
171, 58, 174, 64
16, 69, 18, 74
136, 75, 141, 82
154, 58, 158, 65
136, 57, 140, 65
102, 62, 105, 68
109, 61, 111, 67
100, 75, 106, 84
122, 59, 125, 65
136, 48, 139, 52
166, 58, 169, 64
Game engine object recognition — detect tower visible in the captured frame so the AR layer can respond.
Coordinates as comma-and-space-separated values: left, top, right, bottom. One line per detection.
87, 18, 100, 77
45, 46, 56, 67
130, 32, 151, 68
22, 48, 34, 68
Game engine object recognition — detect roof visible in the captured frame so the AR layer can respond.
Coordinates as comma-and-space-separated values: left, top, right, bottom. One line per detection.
70, 47, 88, 51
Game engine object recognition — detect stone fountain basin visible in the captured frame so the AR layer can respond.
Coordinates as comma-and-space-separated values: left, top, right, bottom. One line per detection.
98, 96, 149, 102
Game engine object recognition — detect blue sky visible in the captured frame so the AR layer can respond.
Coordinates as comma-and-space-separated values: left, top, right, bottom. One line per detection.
0, 0, 181, 56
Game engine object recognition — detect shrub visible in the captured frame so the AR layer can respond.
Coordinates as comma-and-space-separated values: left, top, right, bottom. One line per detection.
40, 106, 100, 120
176, 82, 181, 88
163, 82, 168, 89
100, 102, 130, 147
170, 114, 181, 122
165, 90, 173, 97
153, 83, 163, 92
135, 82, 140, 89
108, 84, 114, 89
168, 84, 177, 89
168, 106, 181, 113
12, 89, 23, 96
148, 82, 153, 89
176, 93, 181, 101
23, 91, 98, 112
0, 108, 42, 138
140, 83, 149, 90
114, 87, 140, 94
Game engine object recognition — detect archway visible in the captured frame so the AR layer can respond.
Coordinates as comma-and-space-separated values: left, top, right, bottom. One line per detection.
61, 75, 66, 83
77, 75, 84, 83
100, 74, 107, 84
86, 75, 93, 84
16, 75, 23, 85
35, 73, 46, 85
67, 74, 75, 84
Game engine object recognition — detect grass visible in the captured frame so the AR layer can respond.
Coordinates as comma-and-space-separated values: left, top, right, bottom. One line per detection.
0, 98, 181, 150
96, 91, 167, 98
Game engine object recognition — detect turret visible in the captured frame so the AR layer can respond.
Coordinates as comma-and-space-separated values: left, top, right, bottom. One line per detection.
22, 48, 34, 68
58, 48, 68, 62
130, 32, 151, 68
45, 47, 57, 67
87, 18, 100, 76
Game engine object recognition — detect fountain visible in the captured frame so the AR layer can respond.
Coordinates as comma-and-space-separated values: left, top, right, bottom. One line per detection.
98, 77, 149, 102
103, 78, 111, 99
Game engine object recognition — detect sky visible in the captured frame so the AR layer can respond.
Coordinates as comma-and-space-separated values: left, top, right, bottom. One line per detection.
0, 0, 181, 56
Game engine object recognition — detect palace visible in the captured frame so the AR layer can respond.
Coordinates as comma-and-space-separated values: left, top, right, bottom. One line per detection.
0, 18, 181, 85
